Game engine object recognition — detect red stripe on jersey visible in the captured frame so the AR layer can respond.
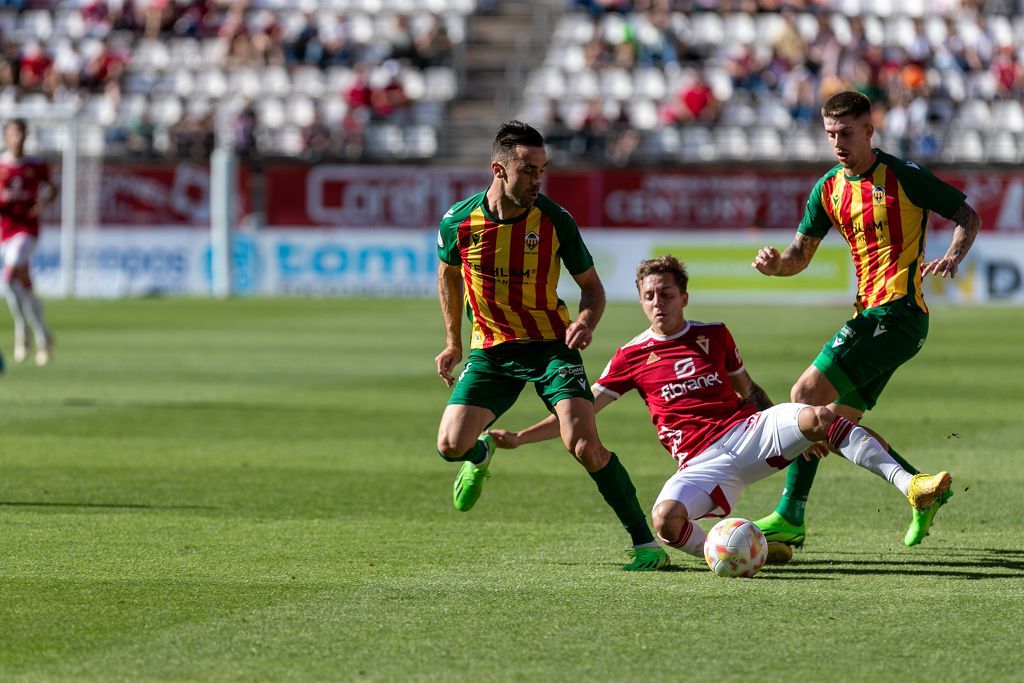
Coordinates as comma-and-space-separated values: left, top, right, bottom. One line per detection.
883, 166, 905, 295
507, 218, 543, 339
534, 214, 565, 337
477, 224, 516, 344
859, 179, 880, 306
458, 215, 494, 347
837, 178, 866, 298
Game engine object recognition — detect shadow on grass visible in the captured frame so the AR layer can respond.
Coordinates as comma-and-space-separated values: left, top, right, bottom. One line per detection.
0, 501, 215, 510
758, 547, 1024, 579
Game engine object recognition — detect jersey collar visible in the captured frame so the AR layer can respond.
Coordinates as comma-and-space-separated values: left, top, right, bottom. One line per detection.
843, 148, 881, 181
648, 321, 690, 341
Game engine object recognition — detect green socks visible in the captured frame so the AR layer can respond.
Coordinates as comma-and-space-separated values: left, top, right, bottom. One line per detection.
774, 456, 818, 526
588, 453, 656, 546
886, 446, 919, 475
437, 439, 488, 464
774, 444, 917, 526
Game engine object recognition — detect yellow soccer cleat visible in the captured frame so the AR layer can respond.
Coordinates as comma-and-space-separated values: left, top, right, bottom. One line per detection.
906, 471, 952, 511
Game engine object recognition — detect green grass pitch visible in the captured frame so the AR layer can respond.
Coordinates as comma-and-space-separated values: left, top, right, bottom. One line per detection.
0, 297, 1021, 682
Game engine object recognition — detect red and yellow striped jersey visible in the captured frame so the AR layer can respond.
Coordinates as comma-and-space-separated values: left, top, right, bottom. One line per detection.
799, 150, 966, 312
437, 191, 594, 349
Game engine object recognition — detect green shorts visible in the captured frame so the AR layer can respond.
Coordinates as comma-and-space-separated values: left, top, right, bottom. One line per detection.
448, 340, 594, 420
812, 298, 929, 412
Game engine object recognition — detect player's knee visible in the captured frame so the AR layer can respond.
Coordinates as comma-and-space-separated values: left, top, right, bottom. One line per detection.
798, 405, 837, 441
652, 500, 689, 541
570, 438, 608, 470
436, 434, 472, 461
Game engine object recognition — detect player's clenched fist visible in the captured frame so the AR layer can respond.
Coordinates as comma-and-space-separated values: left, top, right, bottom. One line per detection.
751, 246, 782, 275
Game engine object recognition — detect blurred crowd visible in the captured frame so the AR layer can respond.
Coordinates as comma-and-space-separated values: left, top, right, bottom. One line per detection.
538, 0, 1024, 163
0, 0, 458, 159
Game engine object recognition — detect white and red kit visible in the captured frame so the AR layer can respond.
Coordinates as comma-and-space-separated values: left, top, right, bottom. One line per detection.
594, 321, 814, 519
593, 321, 757, 468
0, 153, 51, 242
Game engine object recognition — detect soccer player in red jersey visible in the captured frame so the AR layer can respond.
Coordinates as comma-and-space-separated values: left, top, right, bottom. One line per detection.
488, 256, 952, 565
0, 119, 57, 366
434, 121, 669, 570
751, 91, 981, 547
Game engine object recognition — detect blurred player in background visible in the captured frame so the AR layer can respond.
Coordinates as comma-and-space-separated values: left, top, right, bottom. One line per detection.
434, 120, 670, 571
751, 91, 980, 547
489, 256, 952, 565
0, 119, 56, 366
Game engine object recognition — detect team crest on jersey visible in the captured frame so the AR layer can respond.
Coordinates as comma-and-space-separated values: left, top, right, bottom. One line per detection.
696, 335, 710, 354
471, 233, 481, 245
872, 185, 885, 204
525, 231, 540, 251
646, 351, 660, 365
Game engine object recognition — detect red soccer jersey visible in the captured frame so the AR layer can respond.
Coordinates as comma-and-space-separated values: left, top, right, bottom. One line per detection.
593, 321, 756, 468
0, 154, 51, 241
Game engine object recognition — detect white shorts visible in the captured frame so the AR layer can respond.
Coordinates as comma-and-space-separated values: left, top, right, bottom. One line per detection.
2, 233, 37, 269
653, 403, 814, 520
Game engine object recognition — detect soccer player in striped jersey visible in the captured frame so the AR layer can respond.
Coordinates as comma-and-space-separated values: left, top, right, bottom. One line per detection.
0, 119, 56, 367
487, 256, 952, 566
751, 91, 981, 548
434, 121, 669, 571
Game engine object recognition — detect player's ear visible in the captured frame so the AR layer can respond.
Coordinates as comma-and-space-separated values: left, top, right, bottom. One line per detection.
491, 161, 506, 180
681, 292, 689, 308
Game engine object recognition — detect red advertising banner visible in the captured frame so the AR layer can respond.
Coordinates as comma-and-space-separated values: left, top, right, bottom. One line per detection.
264, 165, 491, 229
547, 168, 1024, 232
82, 163, 1020, 231
90, 162, 250, 226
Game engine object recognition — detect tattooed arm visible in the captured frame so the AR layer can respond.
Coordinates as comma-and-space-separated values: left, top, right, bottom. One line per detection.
921, 201, 982, 279
751, 233, 823, 277
730, 370, 774, 411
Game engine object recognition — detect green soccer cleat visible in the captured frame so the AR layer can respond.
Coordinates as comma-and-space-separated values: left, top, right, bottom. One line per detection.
452, 435, 494, 512
904, 489, 953, 547
753, 512, 806, 547
622, 546, 670, 571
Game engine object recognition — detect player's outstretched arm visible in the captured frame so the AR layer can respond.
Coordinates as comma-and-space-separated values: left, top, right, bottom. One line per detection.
565, 266, 605, 350
434, 262, 464, 387
490, 391, 616, 449
751, 233, 822, 276
921, 202, 981, 279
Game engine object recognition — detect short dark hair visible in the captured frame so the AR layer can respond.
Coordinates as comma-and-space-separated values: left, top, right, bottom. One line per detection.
491, 120, 544, 164
821, 91, 872, 119
635, 255, 688, 293
5, 118, 26, 134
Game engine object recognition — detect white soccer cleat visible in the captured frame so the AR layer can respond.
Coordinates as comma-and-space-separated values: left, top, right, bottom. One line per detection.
35, 346, 51, 366
13, 343, 28, 363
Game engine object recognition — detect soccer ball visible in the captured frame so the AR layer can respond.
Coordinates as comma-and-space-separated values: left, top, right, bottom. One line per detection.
703, 518, 768, 578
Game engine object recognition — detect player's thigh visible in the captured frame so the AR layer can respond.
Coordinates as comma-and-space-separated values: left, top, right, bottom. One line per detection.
726, 405, 815, 481
655, 447, 742, 519
444, 348, 527, 432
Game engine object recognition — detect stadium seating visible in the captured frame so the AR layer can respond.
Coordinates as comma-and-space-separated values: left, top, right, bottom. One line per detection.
0, 0, 469, 160
526, 0, 1024, 165
0, 1, 1019, 164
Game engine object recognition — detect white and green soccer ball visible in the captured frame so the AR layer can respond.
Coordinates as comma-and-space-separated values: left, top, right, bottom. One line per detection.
703, 518, 767, 578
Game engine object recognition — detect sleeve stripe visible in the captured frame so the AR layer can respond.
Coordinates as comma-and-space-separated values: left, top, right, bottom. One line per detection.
592, 383, 620, 399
